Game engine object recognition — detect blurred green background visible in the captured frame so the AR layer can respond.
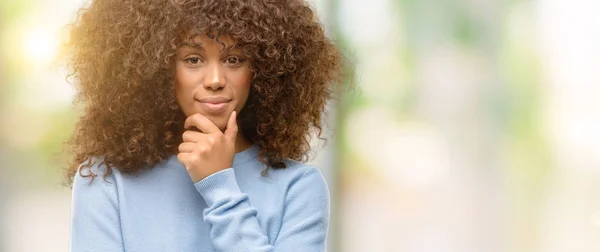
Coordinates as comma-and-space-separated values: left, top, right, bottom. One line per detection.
2, 0, 600, 251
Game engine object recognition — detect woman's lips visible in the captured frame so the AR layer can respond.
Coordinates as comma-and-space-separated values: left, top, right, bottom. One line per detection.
196, 97, 231, 113
199, 102, 228, 113
198, 97, 231, 103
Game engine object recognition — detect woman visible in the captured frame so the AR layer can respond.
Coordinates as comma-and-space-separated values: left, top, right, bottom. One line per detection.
64, 0, 344, 251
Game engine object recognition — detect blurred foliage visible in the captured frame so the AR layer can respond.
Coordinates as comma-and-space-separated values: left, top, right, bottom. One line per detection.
334, 0, 550, 250
1, 0, 73, 187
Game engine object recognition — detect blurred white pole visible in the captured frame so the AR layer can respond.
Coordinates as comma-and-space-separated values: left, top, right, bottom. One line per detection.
412, 1, 507, 250
536, 0, 600, 251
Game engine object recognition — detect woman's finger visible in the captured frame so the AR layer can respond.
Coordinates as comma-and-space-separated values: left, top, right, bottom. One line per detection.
178, 142, 196, 153
182, 130, 206, 142
184, 113, 221, 134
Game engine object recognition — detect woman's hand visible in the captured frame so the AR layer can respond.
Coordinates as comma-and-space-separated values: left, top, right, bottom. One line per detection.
177, 111, 238, 183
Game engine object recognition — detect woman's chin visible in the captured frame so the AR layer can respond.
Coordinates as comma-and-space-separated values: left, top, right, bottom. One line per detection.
202, 114, 229, 131
180, 109, 228, 131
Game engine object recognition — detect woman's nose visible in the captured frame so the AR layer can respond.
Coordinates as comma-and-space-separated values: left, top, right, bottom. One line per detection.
203, 62, 225, 90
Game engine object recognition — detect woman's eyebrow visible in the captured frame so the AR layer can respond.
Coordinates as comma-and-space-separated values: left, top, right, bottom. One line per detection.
222, 45, 242, 54
181, 41, 206, 51
180, 41, 241, 54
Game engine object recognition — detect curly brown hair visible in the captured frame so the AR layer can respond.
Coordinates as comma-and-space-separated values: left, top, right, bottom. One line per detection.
62, 0, 344, 184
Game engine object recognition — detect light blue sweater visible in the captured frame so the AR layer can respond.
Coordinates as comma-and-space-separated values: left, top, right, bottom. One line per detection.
70, 145, 330, 252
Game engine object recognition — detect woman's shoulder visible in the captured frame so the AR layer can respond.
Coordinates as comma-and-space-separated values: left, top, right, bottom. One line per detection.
76, 156, 114, 174
73, 156, 126, 186
265, 159, 329, 190
71, 157, 123, 206
272, 160, 330, 205
74, 155, 189, 188
283, 159, 322, 175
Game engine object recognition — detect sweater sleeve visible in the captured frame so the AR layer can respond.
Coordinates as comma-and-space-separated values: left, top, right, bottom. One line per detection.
272, 168, 330, 251
194, 167, 330, 252
194, 168, 272, 252
70, 164, 125, 252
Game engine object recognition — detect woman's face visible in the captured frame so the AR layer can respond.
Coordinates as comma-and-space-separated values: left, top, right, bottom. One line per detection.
175, 35, 252, 131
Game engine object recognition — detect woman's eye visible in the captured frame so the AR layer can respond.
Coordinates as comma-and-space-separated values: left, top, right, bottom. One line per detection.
185, 57, 201, 64
224, 56, 244, 66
